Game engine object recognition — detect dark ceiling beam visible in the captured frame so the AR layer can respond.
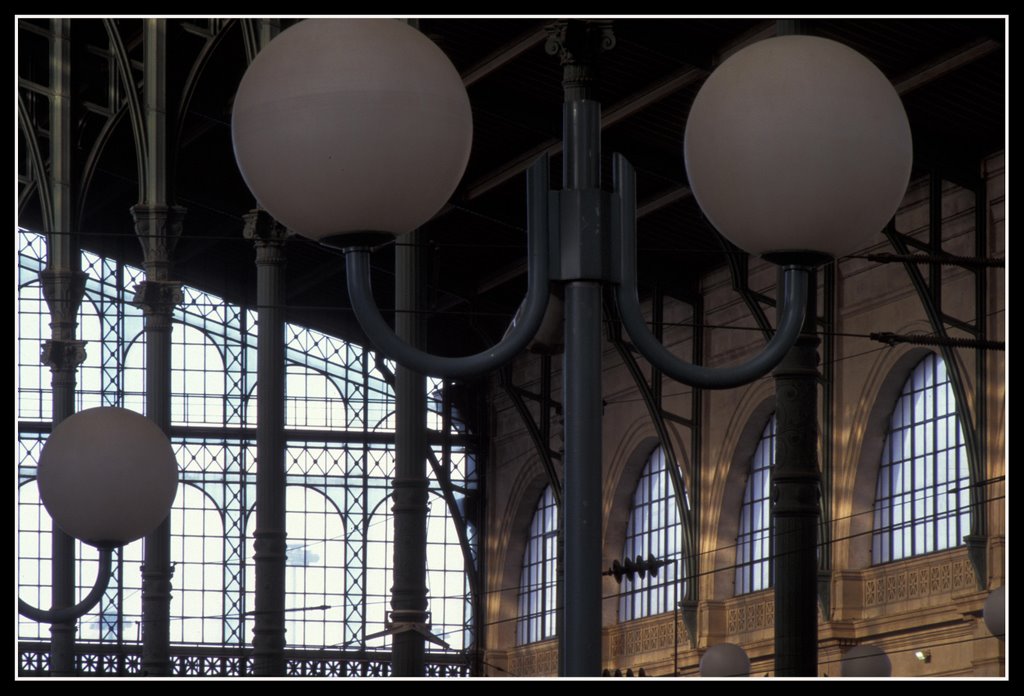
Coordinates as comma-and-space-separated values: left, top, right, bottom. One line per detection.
476, 258, 527, 295
637, 185, 693, 218
286, 250, 344, 298
714, 20, 776, 64
461, 25, 548, 87
893, 38, 1001, 95
465, 64, 707, 201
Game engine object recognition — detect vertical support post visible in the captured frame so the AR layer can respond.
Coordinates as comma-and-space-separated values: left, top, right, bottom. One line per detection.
546, 19, 614, 677
391, 230, 429, 676
133, 19, 184, 677
772, 267, 820, 676
40, 16, 88, 677
683, 292, 703, 645
965, 177, 989, 590
133, 275, 181, 676
244, 210, 289, 675
562, 281, 603, 676
132, 208, 183, 676
818, 263, 836, 618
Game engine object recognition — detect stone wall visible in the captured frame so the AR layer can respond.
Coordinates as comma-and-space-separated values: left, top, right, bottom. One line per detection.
480, 151, 1005, 677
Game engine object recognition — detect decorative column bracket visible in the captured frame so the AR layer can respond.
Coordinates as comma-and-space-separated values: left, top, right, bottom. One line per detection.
243, 207, 291, 254
132, 280, 184, 324
39, 269, 88, 341
131, 204, 186, 279
545, 19, 615, 94
40, 340, 88, 375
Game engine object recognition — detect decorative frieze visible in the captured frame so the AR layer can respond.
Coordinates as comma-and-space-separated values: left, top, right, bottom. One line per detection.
726, 597, 775, 634
863, 553, 976, 608
507, 641, 557, 677
608, 613, 681, 657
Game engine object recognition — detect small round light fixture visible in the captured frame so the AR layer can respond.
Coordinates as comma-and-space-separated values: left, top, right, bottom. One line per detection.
840, 644, 892, 677
700, 642, 751, 677
983, 585, 1004, 637
37, 407, 179, 548
684, 36, 913, 260
232, 19, 473, 245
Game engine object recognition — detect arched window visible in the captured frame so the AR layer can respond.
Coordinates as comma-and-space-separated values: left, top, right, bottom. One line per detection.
736, 414, 775, 595
619, 447, 683, 621
873, 354, 970, 563
516, 485, 558, 645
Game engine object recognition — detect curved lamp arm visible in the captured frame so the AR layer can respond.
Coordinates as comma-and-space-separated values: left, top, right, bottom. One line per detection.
19, 546, 114, 624
612, 153, 810, 389
344, 157, 552, 379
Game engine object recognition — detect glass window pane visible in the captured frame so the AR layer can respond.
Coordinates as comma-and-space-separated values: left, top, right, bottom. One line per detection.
873, 354, 971, 563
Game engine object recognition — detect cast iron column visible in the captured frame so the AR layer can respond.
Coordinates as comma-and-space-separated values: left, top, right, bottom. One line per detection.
547, 20, 614, 676
40, 268, 87, 675
244, 210, 289, 675
772, 266, 820, 676
391, 229, 429, 676
39, 16, 87, 677
133, 205, 184, 676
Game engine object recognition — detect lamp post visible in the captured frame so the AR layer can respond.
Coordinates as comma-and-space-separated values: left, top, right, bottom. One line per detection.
19, 407, 179, 630
232, 19, 912, 676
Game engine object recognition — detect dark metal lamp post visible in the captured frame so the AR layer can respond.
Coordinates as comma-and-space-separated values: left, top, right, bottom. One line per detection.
19, 408, 179, 628
231, 19, 912, 677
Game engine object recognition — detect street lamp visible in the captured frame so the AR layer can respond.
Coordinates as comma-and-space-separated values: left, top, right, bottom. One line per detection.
19, 407, 179, 624
700, 642, 751, 677
840, 644, 892, 677
232, 19, 911, 676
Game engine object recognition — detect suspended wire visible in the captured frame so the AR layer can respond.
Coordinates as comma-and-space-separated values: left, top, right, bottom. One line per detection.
15, 229, 1006, 661
21, 483, 1003, 634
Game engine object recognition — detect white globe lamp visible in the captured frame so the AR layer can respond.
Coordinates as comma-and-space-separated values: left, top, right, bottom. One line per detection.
684, 36, 913, 261
232, 19, 473, 245
840, 644, 892, 677
983, 586, 1004, 637
37, 407, 179, 548
700, 642, 751, 677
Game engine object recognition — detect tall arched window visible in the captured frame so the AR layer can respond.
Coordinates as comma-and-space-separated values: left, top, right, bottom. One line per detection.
619, 447, 683, 621
736, 415, 775, 595
873, 354, 971, 563
516, 486, 557, 645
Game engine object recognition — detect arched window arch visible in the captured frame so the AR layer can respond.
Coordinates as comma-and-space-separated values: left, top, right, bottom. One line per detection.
516, 485, 557, 645
736, 414, 775, 595
619, 447, 683, 621
873, 354, 970, 563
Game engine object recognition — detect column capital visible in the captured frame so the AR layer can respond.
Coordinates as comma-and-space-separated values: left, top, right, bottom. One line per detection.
39, 269, 87, 340
544, 19, 615, 66
545, 20, 615, 98
132, 279, 183, 322
40, 339, 87, 373
131, 204, 186, 279
242, 209, 291, 264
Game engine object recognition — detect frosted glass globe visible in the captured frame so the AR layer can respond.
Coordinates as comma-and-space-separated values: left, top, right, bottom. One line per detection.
684, 36, 912, 259
37, 407, 179, 547
983, 586, 1005, 636
700, 642, 751, 677
840, 644, 892, 677
232, 19, 473, 241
